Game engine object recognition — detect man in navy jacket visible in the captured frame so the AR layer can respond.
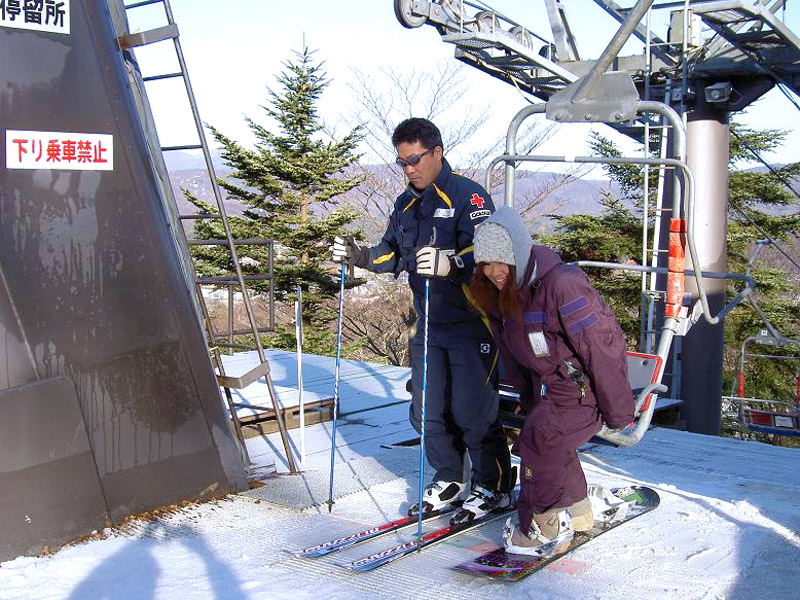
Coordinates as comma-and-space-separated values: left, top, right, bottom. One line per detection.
332, 118, 512, 523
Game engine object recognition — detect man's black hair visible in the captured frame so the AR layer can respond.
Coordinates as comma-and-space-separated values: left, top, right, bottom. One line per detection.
392, 118, 443, 151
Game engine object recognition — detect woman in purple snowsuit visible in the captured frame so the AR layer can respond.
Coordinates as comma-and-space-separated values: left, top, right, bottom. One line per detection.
469, 206, 635, 556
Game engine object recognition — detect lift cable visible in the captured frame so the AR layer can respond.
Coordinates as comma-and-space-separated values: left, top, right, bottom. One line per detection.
730, 129, 800, 201
729, 202, 800, 273
727, 128, 800, 272
777, 82, 800, 113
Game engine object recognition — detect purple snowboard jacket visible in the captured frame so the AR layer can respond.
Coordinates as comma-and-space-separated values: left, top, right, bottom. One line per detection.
483, 209, 634, 442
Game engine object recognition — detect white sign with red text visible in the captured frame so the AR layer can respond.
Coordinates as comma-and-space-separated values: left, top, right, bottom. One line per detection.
6, 130, 113, 171
0, 0, 70, 34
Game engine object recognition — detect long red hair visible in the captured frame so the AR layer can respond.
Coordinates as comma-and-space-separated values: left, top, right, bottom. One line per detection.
469, 264, 522, 322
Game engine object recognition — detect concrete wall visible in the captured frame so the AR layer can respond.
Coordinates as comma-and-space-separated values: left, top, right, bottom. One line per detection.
0, 0, 246, 562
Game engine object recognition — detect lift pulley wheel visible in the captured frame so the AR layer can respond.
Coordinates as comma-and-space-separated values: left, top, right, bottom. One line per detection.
474, 10, 498, 33
395, 0, 427, 29
510, 26, 535, 51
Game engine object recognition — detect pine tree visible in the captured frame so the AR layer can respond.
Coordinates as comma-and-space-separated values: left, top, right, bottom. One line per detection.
544, 124, 799, 443
187, 46, 364, 354
541, 194, 645, 339
723, 125, 800, 421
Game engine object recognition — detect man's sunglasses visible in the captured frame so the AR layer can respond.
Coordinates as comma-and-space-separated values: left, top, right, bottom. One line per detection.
395, 147, 434, 168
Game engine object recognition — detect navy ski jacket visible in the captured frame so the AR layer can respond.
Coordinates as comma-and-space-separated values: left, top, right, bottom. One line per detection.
360, 159, 495, 329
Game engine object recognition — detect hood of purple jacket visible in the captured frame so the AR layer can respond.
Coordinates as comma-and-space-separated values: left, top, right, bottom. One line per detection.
520, 243, 563, 290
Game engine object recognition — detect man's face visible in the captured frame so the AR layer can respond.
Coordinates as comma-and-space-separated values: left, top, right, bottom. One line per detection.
395, 141, 443, 191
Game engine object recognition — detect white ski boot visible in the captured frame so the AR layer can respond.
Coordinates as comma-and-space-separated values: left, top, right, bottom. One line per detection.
503, 509, 574, 557
408, 480, 468, 516
450, 485, 513, 525
587, 484, 634, 524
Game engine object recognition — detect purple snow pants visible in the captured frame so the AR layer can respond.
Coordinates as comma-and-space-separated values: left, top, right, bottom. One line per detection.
513, 395, 601, 532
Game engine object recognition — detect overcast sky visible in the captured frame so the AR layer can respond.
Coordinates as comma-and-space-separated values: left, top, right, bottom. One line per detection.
125, 0, 800, 168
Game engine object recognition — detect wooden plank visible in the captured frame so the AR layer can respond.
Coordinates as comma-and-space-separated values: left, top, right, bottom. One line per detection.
238, 397, 334, 436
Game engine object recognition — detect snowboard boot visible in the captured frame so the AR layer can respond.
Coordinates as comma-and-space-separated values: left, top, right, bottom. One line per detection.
587, 484, 633, 524
407, 480, 468, 516
568, 496, 594, 532
450, 485, 513, 525
503, 509, 574, 557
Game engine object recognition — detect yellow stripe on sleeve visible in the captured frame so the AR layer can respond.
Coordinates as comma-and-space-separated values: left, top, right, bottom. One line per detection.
373, 252, 395, 265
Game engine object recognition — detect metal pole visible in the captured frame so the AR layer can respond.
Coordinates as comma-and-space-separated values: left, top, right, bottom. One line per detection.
491, 104, 547, 206
641, 124, 651, 350
417, 278, 431, 540
569, 0, 657, 103
326, 265, 346, 512
296, 285, 305, 466
647, 125, 669, 354
227, 283, 234, 355
680, 94, 730, 435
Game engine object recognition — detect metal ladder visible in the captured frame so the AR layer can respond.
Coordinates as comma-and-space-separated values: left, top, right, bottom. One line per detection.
115, 0, 297, 473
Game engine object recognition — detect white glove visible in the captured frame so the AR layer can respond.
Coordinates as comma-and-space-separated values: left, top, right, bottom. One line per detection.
416, 246, 451, 278
331, 235, 361, 266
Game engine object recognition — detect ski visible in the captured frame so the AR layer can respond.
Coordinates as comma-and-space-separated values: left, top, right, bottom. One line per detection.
343, 504, 515, 572
294, 506, 457, 558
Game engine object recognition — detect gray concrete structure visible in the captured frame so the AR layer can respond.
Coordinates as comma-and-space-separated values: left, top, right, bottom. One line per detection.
0, 0, 246, 562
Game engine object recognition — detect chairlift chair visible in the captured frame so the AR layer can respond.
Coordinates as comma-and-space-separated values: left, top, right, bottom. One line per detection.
399, 0, 762, 447
720, 240, 800, 438
723, 330, 800, 438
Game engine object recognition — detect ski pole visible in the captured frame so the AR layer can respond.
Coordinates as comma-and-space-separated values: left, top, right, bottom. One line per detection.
416, 276, 431, 539
326, 263, 346, 512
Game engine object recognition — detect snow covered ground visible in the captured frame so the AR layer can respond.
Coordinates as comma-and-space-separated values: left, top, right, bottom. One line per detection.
2, 352, 799, 600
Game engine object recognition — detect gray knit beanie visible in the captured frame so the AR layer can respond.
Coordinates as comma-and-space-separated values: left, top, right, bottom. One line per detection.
474, 222, 515, 266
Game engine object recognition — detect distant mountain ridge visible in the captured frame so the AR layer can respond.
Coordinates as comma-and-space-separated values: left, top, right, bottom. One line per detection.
164, 150, 617, 229
164, 150, 797, 235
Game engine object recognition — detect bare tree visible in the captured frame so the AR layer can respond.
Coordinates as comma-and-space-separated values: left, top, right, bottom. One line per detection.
341, 276, 416, 367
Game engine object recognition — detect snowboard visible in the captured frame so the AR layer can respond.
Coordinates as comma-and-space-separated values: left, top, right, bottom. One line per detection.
452, 485, 660, 582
